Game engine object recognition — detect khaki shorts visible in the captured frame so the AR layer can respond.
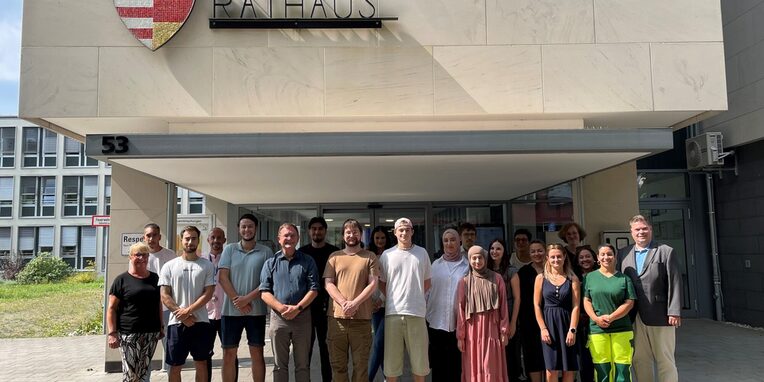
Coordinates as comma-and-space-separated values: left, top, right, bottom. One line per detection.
383, 315, 430, 377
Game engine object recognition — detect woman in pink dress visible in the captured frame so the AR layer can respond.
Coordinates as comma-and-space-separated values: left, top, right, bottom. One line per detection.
457, 245, 510, 382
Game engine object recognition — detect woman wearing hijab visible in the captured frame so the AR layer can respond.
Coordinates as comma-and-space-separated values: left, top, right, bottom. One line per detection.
456, 245, 510, 382
426, 228, 470, 381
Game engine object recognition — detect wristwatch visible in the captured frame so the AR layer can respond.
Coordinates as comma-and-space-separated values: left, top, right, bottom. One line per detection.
297, 305, 304, 311
569, 328, 577, 334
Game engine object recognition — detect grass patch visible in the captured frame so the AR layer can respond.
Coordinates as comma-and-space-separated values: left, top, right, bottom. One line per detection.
0, 280, 104, 338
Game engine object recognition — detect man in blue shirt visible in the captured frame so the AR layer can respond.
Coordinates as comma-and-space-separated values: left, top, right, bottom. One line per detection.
619, 215, 682, 382
260, 223, 319, 382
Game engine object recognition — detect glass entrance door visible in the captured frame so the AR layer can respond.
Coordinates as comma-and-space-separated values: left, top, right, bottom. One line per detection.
322, 207, 427, 251
639, 205, 698, 317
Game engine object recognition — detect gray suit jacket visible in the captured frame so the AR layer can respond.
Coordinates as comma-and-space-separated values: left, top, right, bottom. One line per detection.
618, 242, 683, 326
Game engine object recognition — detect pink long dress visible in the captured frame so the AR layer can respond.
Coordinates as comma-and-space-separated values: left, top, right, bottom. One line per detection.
456, 273, 510, 382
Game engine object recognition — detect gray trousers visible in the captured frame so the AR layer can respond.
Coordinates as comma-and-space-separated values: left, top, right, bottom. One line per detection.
270, 309, 312, 382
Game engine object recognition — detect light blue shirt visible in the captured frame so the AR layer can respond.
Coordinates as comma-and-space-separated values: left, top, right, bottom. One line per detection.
219, 242, 274, 316
635, 244, 651, 274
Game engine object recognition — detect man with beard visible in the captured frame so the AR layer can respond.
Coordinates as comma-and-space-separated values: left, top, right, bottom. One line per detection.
298, 216, 339, 382
218, 214, 273, 382
324, 219, 379, 382
159, 225, 216, 382
143, 222, 177, 370
260, 223, 319, 382
201, 227, 237, 382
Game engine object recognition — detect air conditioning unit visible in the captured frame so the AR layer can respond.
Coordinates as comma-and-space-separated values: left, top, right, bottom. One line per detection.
686, 132, 724, 170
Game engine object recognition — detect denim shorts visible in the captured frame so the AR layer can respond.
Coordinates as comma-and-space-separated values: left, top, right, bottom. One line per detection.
221, 315, 266, 348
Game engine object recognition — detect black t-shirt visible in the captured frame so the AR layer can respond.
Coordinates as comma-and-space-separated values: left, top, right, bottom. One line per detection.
298, 243, 340, 311
109, 271, 161, 333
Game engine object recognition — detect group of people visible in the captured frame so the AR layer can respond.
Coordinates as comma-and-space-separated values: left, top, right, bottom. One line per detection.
106, 213, 683, 382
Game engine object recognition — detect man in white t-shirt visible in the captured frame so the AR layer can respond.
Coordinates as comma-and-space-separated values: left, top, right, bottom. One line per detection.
144, 222, 177, 371
144, 223, 176, 274
378, 217, 432, 382
159, 226, 216, 382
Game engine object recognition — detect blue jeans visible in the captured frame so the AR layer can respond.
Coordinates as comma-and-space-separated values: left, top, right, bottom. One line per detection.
368, 309, 385, 381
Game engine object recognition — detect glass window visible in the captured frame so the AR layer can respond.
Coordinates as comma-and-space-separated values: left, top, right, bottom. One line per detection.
104, 176, 111, 215
61, 226, 96, 269
0, 227, 10, 256
22, 127, 57, 168
20, 176, 56, 217
62, 176, 98, 216
0, 126, 14, 168
249, 207, 318, 252
510, 182, 575, 246
431, 205, 505, 256
637, 172, 688, 200
188, 191, 204, 214
64, 137, 98, 167
0, 177, 12, 217
18, 226, 54, 258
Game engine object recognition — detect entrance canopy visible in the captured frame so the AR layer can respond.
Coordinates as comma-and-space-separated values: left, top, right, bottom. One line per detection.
85, 128, 671, 204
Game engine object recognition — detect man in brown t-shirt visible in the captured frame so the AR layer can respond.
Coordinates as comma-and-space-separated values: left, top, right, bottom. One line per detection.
324, 218, 380, 382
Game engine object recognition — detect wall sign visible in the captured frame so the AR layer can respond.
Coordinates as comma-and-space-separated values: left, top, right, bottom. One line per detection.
210, 0, 397, 29
121, 233, 144, 256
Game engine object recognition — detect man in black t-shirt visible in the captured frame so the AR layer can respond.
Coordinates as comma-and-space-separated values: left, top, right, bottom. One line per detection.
298, 217, 339, 382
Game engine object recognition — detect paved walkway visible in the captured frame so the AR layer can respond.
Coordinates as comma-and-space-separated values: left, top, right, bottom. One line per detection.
0, 319, 761, 381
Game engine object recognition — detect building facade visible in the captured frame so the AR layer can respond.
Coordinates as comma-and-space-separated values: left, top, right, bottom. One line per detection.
18, 0, 728, 370
0, 116, 208, 273
698, 0, 764, 327
0, 117, 111, 271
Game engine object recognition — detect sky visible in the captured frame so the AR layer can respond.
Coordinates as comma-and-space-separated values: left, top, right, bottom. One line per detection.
0, 0, 22, 116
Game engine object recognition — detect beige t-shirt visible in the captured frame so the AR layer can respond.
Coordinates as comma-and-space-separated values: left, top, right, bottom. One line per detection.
324, 249, 379, 320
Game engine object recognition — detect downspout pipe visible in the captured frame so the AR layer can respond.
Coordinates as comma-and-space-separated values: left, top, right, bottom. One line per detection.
706, 173, 725, 321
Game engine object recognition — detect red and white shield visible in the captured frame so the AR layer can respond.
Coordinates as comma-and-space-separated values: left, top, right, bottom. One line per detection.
114, 0, 195, 51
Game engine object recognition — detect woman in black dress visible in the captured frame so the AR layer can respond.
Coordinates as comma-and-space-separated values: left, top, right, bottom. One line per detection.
517, 239, 547, 382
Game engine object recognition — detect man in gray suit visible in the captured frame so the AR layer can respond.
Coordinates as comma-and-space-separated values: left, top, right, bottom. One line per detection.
619, 215, 682, 382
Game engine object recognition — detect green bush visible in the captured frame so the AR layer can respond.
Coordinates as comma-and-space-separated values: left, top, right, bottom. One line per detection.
67, 271, 98, 284
17, 253, 73, 284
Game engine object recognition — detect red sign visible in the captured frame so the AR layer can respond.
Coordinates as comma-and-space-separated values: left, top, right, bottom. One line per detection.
92, 215, 111, 227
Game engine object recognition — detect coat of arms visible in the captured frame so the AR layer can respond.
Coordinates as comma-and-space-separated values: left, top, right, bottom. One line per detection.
114, 0, 195, 51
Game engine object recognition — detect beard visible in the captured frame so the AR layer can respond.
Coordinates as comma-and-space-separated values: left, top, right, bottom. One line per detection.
344, 238, 359, 247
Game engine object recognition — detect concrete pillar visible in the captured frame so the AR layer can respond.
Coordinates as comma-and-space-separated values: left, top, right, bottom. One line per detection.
103, 163, 170, 372
581, 162, 640, 247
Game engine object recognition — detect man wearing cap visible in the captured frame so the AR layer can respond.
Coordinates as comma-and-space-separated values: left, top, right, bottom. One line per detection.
378, 217, 432, 382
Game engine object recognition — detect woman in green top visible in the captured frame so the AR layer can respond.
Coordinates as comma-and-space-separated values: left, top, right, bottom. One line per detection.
583, 244, 636, 382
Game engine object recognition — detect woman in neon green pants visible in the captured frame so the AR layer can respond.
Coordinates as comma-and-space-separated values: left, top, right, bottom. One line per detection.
583, 244, 636, 382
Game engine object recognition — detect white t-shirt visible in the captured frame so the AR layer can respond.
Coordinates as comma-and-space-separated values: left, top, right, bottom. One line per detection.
426, 256, 469, 331
148, 247, 177, 274
158, 256, 215, 325
379, 245, 432, 318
